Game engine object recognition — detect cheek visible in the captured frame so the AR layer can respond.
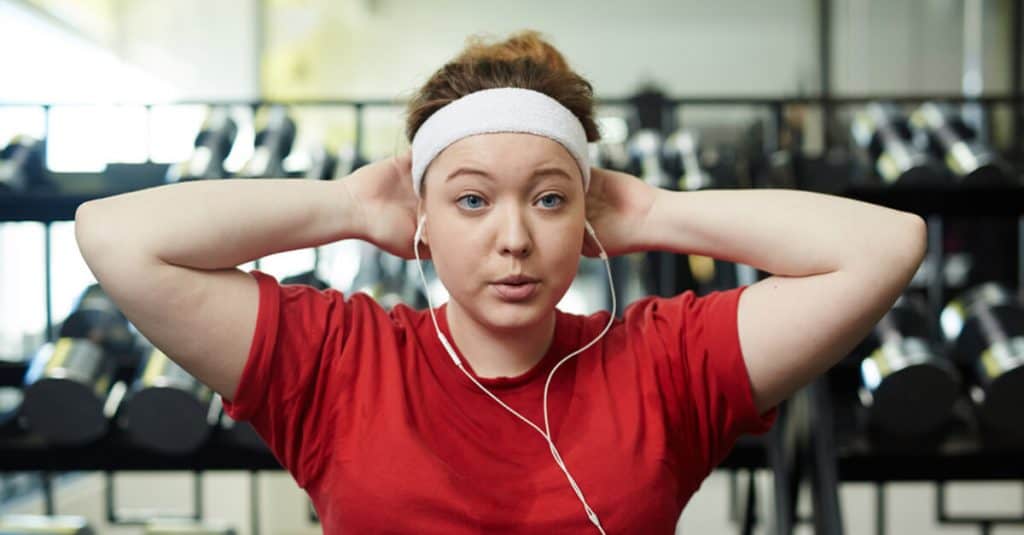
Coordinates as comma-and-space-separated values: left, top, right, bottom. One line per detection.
425, 222, 478, 291
542, 230, 583, 281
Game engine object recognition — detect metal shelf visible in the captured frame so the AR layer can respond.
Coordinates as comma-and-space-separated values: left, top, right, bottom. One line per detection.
3, 184, 1023, 224
0, 430, 280, 472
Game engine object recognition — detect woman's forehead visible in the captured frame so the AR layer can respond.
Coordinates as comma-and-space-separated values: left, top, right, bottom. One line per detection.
432, 133, 580, 184
440, 133, 574, 165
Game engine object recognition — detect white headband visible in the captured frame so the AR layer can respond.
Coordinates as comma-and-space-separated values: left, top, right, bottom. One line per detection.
410, 87, 590, 197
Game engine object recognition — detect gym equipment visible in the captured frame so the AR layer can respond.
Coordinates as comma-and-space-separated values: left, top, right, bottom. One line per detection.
940, 282, 1024, 436
21, 283, 135, 445
851, 103, 948, 187
661, 129, 713, 191
58, 284, 136, 356
0, 387, 24, 436
306, 146, 338, 180
0, 514, 95, 534
378, 253, 414, 310
628, 86, 675, 134
593, 141, 630, 172
332, 144, 369, 178
658, 128, 745, 292
909, 102, 1016, 185
759, 150, 798, 189
0, 135, 48, 194
282, 269, 330, 290
239, 106, 295, 178
143, 519, 237, 535
627, 129, 689, 297
350, 238, 427, 310
118, 342, 216, 455
166, 108, 238, 182
627, 130, 672, 189
858, 294, 960, 436
212, 394, 266, 451
19, 338, 115, 445
279, 249, 331, 299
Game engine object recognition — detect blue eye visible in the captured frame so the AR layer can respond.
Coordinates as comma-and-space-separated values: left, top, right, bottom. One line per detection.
456, 194, 485, 210
538, 194, 564, 209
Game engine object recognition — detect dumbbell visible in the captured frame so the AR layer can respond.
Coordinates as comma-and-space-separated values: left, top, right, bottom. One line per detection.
940, 282, 1024, 436
20, 339, 114, 445
215, 253, 352, 452
20, 284, 131, 445
349, 250, 413, 310
0, 514, 95, 534
851, 103, 949, 187
211, 394, 267, 451
858, 294, 960, 436
593, 141, 630, 173
909, 102, 1015, 186
660, 128, 735, 289
306, 146, 338, 180
0, 387, 24, 437
239, 106, 296, 178
0, 135, 48, 194
282, 270, 330, 290
625, 130, 673, 296
379, 252, 414, 309
58, 283, 136, 356
627, 130, 671, 189
117, 342, 216, 455
661, 129, 713, 191
166, 108, 238, 182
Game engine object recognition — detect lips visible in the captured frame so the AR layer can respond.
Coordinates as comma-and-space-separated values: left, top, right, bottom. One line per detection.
493, 274, 540, 285
490, 274, 540, 302
491, 281, 539, 301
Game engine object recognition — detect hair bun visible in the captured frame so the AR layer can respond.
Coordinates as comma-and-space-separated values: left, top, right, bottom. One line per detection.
457, 30, 571, 74
405, 29, 600, 148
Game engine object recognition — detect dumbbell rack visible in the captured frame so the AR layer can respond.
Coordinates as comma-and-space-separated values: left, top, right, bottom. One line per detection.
2, 94, 1024, 535
773, 180, 1024, 535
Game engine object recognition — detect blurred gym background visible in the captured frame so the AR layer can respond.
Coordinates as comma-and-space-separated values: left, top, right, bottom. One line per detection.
1, 0, 1023, 533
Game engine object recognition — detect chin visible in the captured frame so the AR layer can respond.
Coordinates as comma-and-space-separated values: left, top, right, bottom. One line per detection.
473, 292, 555, 331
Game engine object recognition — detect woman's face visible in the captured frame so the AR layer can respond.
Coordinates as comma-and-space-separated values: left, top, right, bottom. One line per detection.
420, 132, 585, 331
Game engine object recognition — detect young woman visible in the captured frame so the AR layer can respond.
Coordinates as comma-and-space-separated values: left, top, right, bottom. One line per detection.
75, 30, 926, 534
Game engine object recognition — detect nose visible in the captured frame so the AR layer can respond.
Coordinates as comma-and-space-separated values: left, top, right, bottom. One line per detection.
497, 206, 532, 258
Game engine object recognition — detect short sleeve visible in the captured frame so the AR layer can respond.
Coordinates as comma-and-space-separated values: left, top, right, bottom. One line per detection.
221, 269, 355, 488
630, 285, 778, 477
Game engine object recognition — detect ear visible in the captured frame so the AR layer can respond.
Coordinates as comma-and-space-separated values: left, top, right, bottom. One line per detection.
417, 213, 430, 246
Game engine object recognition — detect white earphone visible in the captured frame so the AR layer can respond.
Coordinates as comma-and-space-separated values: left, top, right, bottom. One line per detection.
412, 213, 615, 534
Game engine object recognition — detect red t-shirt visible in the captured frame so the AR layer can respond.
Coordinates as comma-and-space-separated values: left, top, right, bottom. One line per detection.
223, 269, 777, 534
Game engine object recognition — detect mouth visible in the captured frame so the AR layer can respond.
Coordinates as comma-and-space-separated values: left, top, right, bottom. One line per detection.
493, 274, 540, 285
490, 277, 540, 302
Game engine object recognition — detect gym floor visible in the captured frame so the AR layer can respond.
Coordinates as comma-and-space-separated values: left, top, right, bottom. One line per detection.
2, 470, 1022, 534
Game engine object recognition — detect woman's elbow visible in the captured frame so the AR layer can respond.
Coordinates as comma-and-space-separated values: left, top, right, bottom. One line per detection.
902, 213, 929, 268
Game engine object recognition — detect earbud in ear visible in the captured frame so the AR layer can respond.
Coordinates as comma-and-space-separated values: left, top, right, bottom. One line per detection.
583, 220, 608, 260
414, 215, 426, 247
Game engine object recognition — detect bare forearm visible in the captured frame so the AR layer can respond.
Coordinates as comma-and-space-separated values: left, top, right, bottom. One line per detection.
76, 176, 364, 270
642, 188, 926, 276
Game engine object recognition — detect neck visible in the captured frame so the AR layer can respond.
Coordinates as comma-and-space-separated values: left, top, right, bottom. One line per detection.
445, 300, 556, 379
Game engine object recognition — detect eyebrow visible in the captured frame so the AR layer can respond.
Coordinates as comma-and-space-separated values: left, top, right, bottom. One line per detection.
445, 166, 574, 183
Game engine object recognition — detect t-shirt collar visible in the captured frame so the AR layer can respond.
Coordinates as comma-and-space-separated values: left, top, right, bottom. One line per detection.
427, 301, 580, 393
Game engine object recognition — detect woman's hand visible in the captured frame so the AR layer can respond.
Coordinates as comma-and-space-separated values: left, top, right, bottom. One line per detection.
345, 150, 430, 260
582, 167, 658, 258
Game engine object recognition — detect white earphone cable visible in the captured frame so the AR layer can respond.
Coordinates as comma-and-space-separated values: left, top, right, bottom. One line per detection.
413, 216, 613, 534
